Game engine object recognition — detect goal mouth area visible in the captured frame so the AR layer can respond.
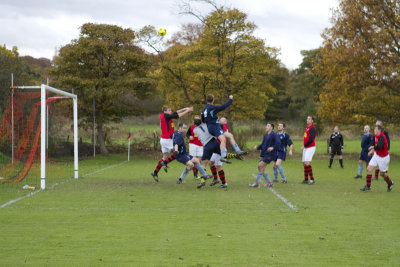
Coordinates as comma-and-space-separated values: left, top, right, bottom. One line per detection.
0, 84, 78, 189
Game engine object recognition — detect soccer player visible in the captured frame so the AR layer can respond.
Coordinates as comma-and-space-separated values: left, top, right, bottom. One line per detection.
249, 123, 281, 188
192, 118, 238, 189
273, 122, 293, 183
201, 94, 245, 161
354, 125, 373, 178
151, 105, 193, 182
173, 123, 211, 184
186, 115, 203, 179
360, 124, 394, 192
301, 115, 316, 185
328, 126, 344, 169
373, 120, 390, 180
219, 117, 246, 159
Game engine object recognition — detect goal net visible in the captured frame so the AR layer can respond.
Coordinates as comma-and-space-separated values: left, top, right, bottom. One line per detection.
0, 84, 78, 189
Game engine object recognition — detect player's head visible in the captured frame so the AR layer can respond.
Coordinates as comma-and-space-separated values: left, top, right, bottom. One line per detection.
162, 106, 172, 114
178, 122, 187, 133
278, 122, 285, 131
375, 124, 383, 135
375, 120, 384, 129
206, 94, 214, 104
266, 123, 274, 132
219, 117, 227, 124
334, 126, 339, 132
193, 115, 202, 126
364, 125, 370, 133
307, 115, 314, 125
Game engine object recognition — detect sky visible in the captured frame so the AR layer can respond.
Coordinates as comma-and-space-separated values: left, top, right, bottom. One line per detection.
0, 0, 339, 69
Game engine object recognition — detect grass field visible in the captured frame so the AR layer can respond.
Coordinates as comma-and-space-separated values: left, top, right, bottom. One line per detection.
1, 154, 400, 266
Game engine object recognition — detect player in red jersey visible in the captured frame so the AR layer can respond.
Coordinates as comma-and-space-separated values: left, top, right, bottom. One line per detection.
301, 115, 316, 185
373, 120, 390, 180
186, 115, 203, 179
151, 105, 193, 182
360, 124, 394, 192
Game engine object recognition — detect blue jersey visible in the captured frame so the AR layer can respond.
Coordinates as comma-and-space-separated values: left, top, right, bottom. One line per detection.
277, 132, 293, 153
361, 133, 373, 153
172, 131, 187, 156
201, 99, 233, 125
257, 131, 281, 157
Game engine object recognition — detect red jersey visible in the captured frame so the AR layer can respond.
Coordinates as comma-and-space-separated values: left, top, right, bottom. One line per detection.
304, 123, 316, 148
189, 124, 203, 146
374, 132, 389, 157
160, 113, 175, 139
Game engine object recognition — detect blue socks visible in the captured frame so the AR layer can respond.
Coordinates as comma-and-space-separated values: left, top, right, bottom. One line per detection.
196, 163, 207, 176
232, 143, 240, 152
358, 163, 363, 176
179, 168, 190, 180
221, 148, 227, 158
273, 166, 286, 181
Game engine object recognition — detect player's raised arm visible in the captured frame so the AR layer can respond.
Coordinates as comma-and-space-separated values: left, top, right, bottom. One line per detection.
176, 107, 193, 117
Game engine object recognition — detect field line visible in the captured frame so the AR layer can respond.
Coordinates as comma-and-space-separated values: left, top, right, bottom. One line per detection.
252, 173, 297, 211
0, 160, 128, 209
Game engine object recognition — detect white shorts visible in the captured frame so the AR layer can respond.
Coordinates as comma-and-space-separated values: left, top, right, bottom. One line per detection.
210, 153, 223, 166
189, 143, 203, 157
160, 138, 173, 153
369, 153, 390, 172
302, 146, 316, 162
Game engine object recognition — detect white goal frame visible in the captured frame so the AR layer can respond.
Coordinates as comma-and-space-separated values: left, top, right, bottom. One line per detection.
14, 84, 78, 189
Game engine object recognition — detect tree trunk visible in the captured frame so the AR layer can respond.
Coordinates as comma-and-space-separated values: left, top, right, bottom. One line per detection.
96, 114, 109, 155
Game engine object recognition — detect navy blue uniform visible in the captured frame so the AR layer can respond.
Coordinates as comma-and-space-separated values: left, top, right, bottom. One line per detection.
359, 133, 373, 162
276, 132, 293, 161
201, 99, 233, 137
256, 131, 281, 164
172, 131, 192, 164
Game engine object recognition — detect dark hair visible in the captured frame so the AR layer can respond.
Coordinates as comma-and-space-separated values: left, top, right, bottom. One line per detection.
267, 122, 274, 129
376, 125, 384, 132
206, 94, 214, 103
193, 118, 202, 126
178, 122, 186, 128
162, 106, 170, 112
279, 122, 285, 128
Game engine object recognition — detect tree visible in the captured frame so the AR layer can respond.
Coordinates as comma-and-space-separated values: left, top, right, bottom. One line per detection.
152, 1, 280, 126
289, 49, 325, 120
316, 0, 400, 124
49, 23, 155, 154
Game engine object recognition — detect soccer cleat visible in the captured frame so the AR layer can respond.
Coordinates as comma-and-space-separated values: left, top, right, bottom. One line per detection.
281, 180, 287, 184
328, 165, 331, 169
301, 180, 309, 184
151, 172, 159, 182
387, 182, 394, 192
360, 185, 371, 191
249, 182, 259, 188
265, 182, 274, 188
176, 178, 183, 184
209, 179, 220, 186
201, 174, 212, 180
161, 160, 168, 173
218, 183, 228, 189
197, 181, 206, 188
220, 158, 232, 164
308, 179, 315, 185
374, 177, 379, 181
194, 176, 201, 180
274, 179, 279, 182
354, 175, 362, 179
237, 150, 248, 156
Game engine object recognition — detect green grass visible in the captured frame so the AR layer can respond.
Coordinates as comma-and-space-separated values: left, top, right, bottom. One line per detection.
1, 155, 400, 266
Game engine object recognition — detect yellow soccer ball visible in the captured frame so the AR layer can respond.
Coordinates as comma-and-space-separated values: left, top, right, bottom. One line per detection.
158, 27, 167, 36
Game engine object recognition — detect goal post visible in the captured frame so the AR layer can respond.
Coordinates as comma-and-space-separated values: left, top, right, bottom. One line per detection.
13, 84, 78, 189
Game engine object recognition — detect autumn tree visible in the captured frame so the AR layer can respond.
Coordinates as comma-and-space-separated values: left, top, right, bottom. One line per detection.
144, 1, 280, 126
289, 49, 325, 120
49, 23, 155, 154
316, 0, 400, 124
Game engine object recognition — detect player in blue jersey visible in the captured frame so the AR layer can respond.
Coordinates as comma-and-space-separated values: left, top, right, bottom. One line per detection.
354, 125, 374, 178
273, 123, 293, 183
201, 94, 246, 161
173, 123, 211, 183
249, 123, 281, 188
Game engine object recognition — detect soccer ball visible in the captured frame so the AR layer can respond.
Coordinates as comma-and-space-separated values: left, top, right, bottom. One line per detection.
158, 27, 167, 36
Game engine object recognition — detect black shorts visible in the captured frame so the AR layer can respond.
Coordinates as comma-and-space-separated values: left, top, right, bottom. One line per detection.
331, 147, 342, 155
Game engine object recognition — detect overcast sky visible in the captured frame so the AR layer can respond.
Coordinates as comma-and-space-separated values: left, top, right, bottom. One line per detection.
0, 0, 339, 69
